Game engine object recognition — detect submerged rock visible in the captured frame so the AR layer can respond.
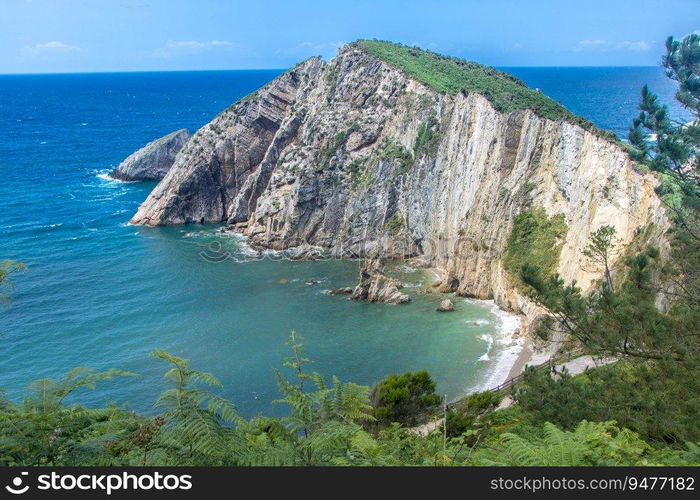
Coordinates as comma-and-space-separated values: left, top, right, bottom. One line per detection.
329, 287, 353, 295
437, 299, 455, 312
111, 129, 190, 181
351, 260, 410, 305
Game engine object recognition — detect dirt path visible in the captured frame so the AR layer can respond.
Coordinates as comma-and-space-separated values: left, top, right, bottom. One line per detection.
414, 355, 616, 435
496, 355, 615, 410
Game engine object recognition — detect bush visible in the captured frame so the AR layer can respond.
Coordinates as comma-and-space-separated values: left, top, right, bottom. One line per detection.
380, 140, 414, 172
370, 371, 441, 428
464, 390, 503, 412
413, 119, 440, 157
514, 361, 700, 444
446, 410, 473, 438
503, 207, 567, 288
383, 214, 404, 234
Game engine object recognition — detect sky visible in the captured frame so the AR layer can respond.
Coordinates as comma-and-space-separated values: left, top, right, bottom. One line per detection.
1, 0, 698, 73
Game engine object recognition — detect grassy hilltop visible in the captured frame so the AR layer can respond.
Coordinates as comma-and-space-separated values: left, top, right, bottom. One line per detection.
354, 40, 615, 139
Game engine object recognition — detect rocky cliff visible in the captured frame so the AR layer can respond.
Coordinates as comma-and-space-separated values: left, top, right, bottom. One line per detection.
130, 41, 668, 323
112, 129, 190, 181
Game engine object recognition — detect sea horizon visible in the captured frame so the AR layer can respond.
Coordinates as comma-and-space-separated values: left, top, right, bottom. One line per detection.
0, 64, 661, 77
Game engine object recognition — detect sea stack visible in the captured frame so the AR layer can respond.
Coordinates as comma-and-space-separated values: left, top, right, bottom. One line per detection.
350, 260, 411, 305
111, 129, 191, 181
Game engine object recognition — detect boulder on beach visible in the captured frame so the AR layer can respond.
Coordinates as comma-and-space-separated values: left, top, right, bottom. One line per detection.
437, 299, 455, 312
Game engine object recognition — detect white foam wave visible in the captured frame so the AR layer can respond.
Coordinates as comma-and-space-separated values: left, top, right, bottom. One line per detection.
37, 223, 63, 230
469, 319, 490, 326
96, 173, 135, 185
396, 264, 418, 273
478, 333, 494, 361
401, 281, 424, 288
464, 298, 524, 392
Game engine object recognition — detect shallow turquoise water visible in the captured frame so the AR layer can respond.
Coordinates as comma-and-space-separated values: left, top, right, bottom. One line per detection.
0, 67, 685, 416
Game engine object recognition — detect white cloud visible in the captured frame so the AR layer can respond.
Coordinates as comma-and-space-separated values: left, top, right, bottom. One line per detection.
164, 40, 232, 49
284, 40, 346, 60
23, 41, 83, 54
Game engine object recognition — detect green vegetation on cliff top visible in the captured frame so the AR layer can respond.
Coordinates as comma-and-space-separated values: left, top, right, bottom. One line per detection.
354, 40, 616, 139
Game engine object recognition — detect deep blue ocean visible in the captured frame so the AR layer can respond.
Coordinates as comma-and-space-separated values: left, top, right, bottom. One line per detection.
0, 66, 686, 417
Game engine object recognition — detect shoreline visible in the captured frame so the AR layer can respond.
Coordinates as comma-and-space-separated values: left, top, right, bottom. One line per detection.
506, 338, 533, 380
468, 298, 527, 392
421, 265, 532, 393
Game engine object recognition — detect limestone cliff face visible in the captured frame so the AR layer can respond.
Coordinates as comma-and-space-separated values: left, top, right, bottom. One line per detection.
111, 129, 190, 181
130, 44, 668, 320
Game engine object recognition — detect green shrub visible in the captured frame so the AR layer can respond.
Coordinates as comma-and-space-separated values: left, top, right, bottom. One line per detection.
380, 140, 414, 172
446, 410, 473, 438
503, 207, 567, 288
465, 390, 503, 412
514, 360, 700, 444
413, 119, 440, 158
383, 214, 404, 234
370, 371, 441, 427
348, 159, 372, 191
317, 131, 348, 168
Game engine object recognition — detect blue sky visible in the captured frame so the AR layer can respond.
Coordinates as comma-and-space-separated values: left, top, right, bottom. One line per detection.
1, 0, 698, 73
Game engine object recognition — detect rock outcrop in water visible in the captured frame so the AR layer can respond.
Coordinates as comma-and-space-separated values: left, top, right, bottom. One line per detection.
350, 260, 410, 304
437, 299, 455, 312
111, 129, 190, 181
130, 41, 668, 327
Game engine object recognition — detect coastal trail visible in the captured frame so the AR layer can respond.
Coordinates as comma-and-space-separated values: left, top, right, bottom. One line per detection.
412, 354, 616, 436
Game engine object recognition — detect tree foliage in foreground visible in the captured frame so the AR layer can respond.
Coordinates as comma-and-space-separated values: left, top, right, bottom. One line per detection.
0, 260, 26, 306
369, 370, 441, 428
0, 341, 696, 467
514, 360, 699, 444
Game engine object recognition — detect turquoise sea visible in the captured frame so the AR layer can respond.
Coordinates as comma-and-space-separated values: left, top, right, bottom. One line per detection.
0, 66, 686, 417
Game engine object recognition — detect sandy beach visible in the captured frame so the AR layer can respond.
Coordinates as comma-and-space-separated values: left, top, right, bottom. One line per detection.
505, 338, 534, 380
